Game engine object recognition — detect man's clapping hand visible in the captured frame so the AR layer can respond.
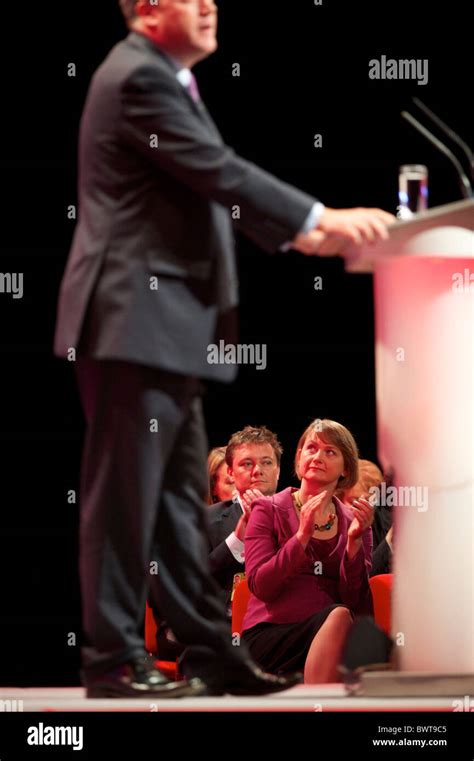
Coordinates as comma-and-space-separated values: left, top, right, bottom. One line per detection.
291, 207, 396, 256
234, 489, 264, 541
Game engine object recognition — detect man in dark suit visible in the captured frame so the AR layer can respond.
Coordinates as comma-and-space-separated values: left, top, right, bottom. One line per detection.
54, 0, 394, 698
208, 426, 282, 614
153, 425, 281, 659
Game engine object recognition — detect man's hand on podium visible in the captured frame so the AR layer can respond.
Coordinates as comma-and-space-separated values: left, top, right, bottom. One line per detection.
292, 207, 396, 256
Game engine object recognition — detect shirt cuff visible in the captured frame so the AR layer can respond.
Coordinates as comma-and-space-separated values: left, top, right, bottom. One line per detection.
225, 532, 245, 564
279, 201, 325, 252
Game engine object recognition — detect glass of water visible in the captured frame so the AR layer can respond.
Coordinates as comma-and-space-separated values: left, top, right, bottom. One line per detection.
398, 164, 428, 219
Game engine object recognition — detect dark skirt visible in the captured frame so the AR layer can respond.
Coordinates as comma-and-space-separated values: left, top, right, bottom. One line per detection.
241, 604, 350, 675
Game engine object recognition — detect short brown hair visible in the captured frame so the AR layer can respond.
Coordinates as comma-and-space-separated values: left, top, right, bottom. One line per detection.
294, 418, 359, 491
225, 426, 283, 468
119, 0, 167, 24
118, 0, 138, 24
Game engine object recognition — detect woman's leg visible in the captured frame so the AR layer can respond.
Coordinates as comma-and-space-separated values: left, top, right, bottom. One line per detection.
303, 607, 353, 684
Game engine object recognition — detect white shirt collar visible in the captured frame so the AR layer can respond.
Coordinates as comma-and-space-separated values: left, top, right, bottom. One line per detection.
150, 45, 192, 89
162, 50, 192, 87
175, 67, 193, 87
232, 493, 245, 514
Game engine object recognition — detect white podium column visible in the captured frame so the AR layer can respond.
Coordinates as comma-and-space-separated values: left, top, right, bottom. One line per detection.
373, 226, 474, 672
346, 199, 474, 672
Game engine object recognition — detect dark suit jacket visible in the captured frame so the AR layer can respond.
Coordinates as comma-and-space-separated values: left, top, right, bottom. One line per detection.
207, 499, 244, 611
370, 503, 392, 576
54, 31, 317, 380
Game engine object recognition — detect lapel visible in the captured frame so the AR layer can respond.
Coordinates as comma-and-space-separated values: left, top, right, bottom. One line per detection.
185, 95, 223, 142
272, 487, 300, 540
126, 32, 223, 142
220, 499, 242, 533
209, 499, 242, 544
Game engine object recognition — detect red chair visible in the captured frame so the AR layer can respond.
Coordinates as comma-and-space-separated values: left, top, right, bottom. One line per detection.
145, 601, 179, 680
231, 577, 251, 635
233, 575, 394, 636
369, 573, 393, 636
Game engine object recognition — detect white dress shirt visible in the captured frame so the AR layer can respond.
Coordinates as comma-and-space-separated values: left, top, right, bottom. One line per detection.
224, 494, 245, 564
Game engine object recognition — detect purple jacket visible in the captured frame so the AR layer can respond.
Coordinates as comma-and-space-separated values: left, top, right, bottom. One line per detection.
242, 487, 373, 631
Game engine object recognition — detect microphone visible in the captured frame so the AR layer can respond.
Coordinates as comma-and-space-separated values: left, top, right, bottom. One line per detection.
412, 98, 473, 181
401, 110, 472, 199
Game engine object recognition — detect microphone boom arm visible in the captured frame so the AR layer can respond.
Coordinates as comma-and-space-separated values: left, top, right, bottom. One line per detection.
412, 97, 473, 181
401, 110, 472, 199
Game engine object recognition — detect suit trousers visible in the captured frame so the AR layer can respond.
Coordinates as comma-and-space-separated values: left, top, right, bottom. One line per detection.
74, 357, 248, 678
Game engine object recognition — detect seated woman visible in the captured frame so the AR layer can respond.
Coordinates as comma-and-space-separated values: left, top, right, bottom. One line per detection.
206, 446, 236, 505
241, 418, 374, 684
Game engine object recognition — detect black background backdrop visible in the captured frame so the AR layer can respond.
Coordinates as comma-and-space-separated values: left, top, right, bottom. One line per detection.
0, 0, 470, 686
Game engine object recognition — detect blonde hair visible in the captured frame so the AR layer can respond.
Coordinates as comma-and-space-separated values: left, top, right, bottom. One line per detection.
207, 446, 227, 505
356, 459, 383, 492
294, 418, 359, 491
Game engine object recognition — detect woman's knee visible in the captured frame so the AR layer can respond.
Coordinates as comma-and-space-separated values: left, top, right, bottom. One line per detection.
325, 606, 353, 628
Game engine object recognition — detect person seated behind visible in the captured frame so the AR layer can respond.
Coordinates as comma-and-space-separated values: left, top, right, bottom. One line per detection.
340, 459, 393, 576
206, 446, 236, 505
207, 426, 282, 616
241, 418, 374, 684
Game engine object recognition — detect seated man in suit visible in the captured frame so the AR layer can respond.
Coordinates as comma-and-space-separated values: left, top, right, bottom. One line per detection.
207, 426, 282, 616
151, 425, 281, 657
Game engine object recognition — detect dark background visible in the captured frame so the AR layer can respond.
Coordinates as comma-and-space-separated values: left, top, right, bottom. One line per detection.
0, 1, 470, 686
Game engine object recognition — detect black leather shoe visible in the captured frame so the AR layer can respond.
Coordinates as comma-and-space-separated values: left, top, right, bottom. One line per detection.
200, 661, 303, 696
84, 657, 206, 698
